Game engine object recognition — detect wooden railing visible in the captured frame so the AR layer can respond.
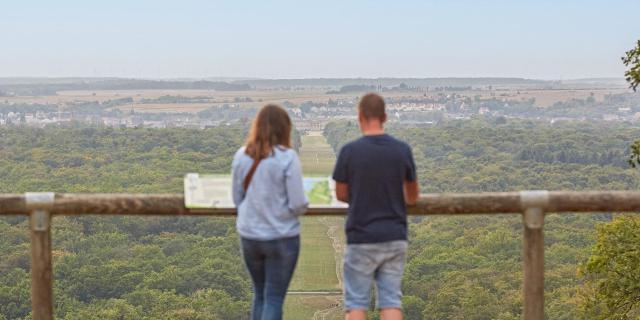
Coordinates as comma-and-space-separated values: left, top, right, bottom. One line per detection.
2, 190, 640, 320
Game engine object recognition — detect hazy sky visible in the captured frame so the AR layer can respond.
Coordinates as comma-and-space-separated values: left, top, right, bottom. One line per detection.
1, 0, 639, 79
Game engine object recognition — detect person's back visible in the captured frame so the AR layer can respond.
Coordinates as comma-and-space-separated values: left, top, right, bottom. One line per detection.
333, 93, 418, 320
231, 104, 308, 320
335, 134, 414, 244
233, 145, 307, 240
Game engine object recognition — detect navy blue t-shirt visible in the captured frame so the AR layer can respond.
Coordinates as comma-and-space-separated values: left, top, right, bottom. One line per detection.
332, 134, 417, 244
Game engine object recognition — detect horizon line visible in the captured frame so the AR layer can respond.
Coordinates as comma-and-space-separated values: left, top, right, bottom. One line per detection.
0, 75, 628, 82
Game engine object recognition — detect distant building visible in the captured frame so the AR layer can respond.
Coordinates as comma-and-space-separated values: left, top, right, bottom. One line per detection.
603, 114, 619, 121
143, 120, 166, 129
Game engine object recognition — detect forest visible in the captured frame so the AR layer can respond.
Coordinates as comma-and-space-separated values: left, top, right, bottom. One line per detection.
325, 118, 640, 319
0, 118, 638, 319
0, 125, 252, 319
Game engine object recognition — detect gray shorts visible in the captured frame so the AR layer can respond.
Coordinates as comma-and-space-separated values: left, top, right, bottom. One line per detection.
343, 240, 408, 311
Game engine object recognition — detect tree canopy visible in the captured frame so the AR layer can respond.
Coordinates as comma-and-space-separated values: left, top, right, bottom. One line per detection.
580, 216, 640, 319
325, 118, 640, 319
623, 40, 640, 91
0, 118, 639, 319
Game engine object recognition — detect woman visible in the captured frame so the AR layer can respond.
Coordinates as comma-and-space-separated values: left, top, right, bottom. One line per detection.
231, 104, 308, 320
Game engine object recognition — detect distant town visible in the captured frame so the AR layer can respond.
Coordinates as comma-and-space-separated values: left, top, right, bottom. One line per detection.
0, 77, 638, 130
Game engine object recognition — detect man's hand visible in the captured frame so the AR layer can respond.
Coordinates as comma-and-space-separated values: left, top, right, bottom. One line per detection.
335, 182, 349, 203
404, 180, 419, 206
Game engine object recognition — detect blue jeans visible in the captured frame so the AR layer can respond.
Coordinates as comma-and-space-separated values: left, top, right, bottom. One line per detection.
343, 240, 408, 311
241, 235, 300, 320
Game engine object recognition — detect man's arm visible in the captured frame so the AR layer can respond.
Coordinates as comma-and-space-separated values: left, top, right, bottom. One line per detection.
404, 144, 419, 206
404, 180, 419, 206
335, 182, 349, 203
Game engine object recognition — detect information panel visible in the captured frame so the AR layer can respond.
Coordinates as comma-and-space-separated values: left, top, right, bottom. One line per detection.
184, 174, 339, 209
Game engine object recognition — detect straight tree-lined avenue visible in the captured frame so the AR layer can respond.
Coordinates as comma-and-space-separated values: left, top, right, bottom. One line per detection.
284, 132, 344, 320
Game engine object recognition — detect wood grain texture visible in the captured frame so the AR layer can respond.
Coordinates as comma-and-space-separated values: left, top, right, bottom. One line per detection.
29, 212, 53, 320
0, 194, 28, 215
2, 191, 640, 216
0, 190, 638, 320
523, 210, 545, 320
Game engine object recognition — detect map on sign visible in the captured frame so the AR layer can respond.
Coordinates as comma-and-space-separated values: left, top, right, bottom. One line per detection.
184, 174, 234, 208
184, 174, 338, 209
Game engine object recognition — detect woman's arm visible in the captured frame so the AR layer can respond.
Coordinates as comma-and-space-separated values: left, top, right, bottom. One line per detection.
286, 153, 309, 216
231, 151, 245, 206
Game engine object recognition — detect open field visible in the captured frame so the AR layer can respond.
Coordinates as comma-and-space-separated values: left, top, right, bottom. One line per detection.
456, 88, 628, 107
290, 134, 339, 291
3, 89, 359, 109
2, 87, 630, 112
284, 295, 342, 320
299, 133, 337, 176
289, 217, 341, 291
286, 133, 346, 319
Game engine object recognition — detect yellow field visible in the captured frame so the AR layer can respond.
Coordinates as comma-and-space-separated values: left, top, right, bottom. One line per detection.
3, 87, 628, 112
3, 89, 358, 111
456, 88, 628, 107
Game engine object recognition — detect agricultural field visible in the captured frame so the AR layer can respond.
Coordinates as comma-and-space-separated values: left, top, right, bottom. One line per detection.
3, 89, 360, 113
456, 88, 627, 107
2, 87, 628, 113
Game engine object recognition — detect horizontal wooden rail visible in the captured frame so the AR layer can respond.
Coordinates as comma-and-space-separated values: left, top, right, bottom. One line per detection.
1, 190, 639, 320
1, 190, 640, 216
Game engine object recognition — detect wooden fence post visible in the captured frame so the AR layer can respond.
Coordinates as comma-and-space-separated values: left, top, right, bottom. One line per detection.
520, 191, 548, 320
26, 193, 55, 320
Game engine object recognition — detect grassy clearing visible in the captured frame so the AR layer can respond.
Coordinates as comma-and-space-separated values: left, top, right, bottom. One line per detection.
286, 133, 344, 319
299, 134, 336, 176
289, 217, 339, 291
284, 296, 342, 320
290, 133, 340, 291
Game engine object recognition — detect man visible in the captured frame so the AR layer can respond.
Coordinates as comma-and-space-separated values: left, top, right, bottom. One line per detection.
332, 93, 419, 320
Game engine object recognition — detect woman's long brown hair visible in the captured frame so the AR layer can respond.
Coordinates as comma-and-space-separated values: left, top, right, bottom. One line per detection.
245, 104, 292, 160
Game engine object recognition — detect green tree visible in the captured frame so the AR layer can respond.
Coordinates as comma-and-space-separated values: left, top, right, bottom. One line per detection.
622, 40, 640, 91
580, 216, 640, 319
402, 295, 426, 320
623, 40, 640, 164
64, 299, 141, 320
